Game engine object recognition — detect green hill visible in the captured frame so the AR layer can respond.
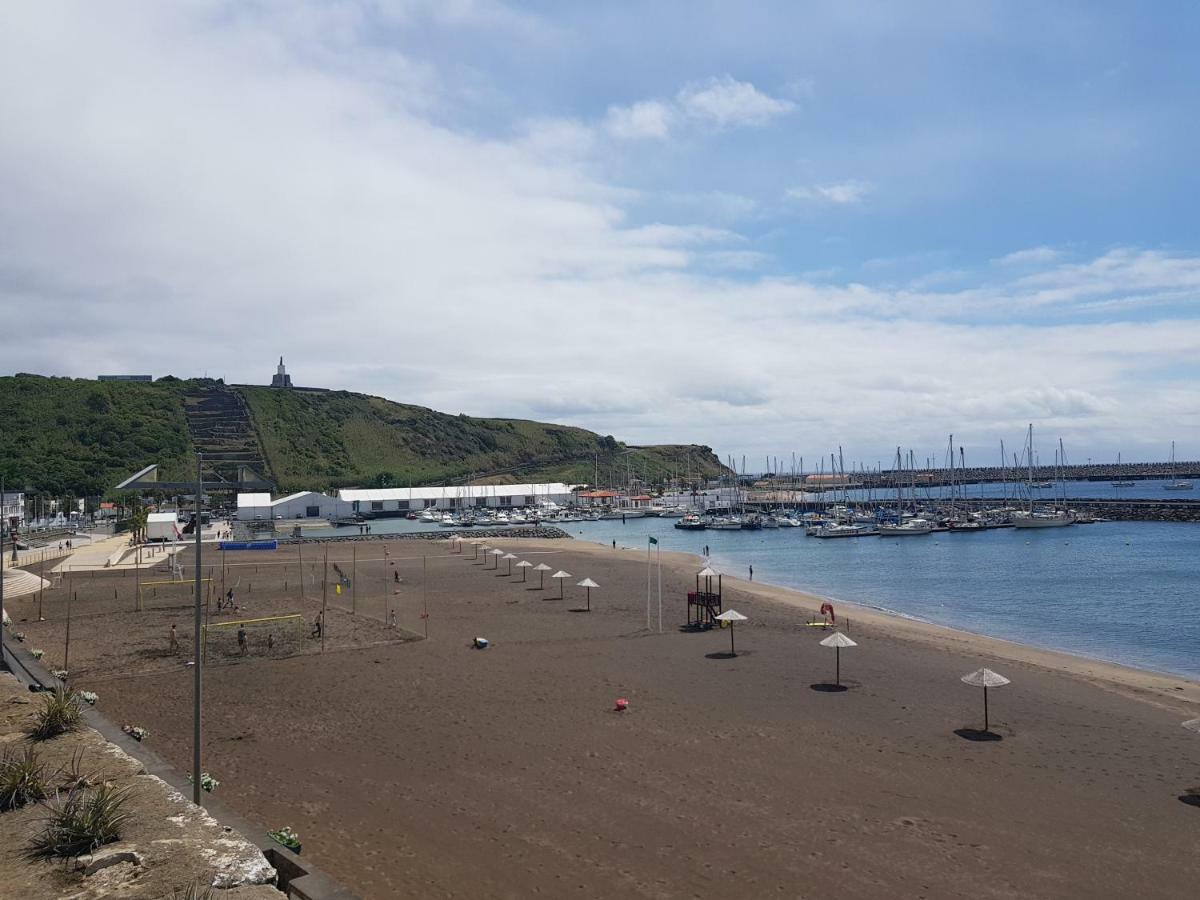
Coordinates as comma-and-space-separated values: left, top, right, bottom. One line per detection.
0, 375, 726, 497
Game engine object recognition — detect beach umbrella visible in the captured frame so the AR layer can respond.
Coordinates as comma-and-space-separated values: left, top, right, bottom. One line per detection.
577, 577, 598, 611
819, 631, 858, 686
714, 609, 747, 656
534, 562, 551, 588
960, 668, 1010, 733
490, 548, 504, 569
551, 570, 571, 599
502, 552, 517, 575
469, 540, 482, 560
516, 560, 533, 582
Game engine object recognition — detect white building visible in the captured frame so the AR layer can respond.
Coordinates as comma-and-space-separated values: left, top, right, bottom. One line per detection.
235, 483, 576, 521
1, 491, 24, 526
337, 483, 574, 516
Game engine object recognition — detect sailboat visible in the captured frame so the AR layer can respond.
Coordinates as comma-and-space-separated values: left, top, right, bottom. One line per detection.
878, 447, 932, 535
1111, 452, 1130, 488
1013, 424, 1074, 528
1163, 441, 1193, 490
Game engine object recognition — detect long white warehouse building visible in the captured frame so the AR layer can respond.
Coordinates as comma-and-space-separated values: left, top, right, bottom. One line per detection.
236, 483, 576, 521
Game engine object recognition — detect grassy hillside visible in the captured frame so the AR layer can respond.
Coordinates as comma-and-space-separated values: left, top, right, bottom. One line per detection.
238, 386, 725, 491
0, 375, 726, 497
0, 374, 193, 496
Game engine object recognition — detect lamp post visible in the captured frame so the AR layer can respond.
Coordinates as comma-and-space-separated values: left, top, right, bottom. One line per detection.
192, 455, 203, 805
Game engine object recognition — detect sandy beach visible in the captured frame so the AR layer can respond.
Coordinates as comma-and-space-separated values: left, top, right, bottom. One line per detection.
7, 535, 1200, 898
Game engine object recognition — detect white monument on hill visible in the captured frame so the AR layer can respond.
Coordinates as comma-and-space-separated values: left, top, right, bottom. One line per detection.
271, 356, 293, 389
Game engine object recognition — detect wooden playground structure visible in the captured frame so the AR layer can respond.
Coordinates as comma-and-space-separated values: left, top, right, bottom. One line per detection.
686, 568, 723, 629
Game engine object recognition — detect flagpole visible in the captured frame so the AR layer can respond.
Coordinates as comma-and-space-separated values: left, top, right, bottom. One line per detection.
657, 543, 662, 634
646, 537, 651, 631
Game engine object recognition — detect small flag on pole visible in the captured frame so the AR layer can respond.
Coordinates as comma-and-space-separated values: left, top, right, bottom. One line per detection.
649, 536, 658, 545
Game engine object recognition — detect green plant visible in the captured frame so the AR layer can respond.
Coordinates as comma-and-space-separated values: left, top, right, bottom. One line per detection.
30, 686, 83, 740
57, 750, 96, 792
268, 825, 301, 851
26, 783, 132, 859
188, 772, 219, 793
0, 746, 49, 811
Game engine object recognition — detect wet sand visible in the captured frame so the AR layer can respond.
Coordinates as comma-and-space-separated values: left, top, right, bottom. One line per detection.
9, 536, 1200, 898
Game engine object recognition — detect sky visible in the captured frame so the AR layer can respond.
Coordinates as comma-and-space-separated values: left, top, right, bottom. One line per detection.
2, 1, 1199, 469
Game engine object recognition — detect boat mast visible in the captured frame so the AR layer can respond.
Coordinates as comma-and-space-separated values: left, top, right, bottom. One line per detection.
1027, 424, 1034, 516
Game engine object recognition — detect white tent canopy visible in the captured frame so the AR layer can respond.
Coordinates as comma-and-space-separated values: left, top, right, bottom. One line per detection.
698, 567, 718, 578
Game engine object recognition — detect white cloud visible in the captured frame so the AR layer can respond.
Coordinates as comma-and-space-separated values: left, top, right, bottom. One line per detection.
994, 246, 1063, 266
787, 180, 873, 204
677, 75, 795, 128
604, 100, 672, 140
604, 76, 793, 140
2, 4, 1200, 468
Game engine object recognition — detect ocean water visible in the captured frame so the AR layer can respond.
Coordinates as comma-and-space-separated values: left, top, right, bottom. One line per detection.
563, 517, 1200, 681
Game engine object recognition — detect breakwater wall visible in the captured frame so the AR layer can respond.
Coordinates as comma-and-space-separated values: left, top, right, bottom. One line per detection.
951, 497, 1200, 523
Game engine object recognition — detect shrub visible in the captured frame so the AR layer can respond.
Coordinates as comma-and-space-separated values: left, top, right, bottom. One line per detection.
30, 686, 84, 740
268, 825, 301, 851
188, 772, 219, 793
26, 783, 132, 859
0, 746, 49, 811
57, 750, 96, 792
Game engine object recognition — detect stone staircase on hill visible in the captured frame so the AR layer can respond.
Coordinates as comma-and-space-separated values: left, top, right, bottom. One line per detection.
182, 385, 275, 488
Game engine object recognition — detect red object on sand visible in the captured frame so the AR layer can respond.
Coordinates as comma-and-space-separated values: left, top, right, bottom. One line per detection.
614, 698, 629, 711
820, 602, 836, 623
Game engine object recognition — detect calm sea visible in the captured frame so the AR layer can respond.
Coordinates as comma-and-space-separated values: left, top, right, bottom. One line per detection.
567, 516, 1200, 680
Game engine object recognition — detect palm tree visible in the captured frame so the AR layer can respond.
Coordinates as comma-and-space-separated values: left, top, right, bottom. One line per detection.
128, 507, 148, 544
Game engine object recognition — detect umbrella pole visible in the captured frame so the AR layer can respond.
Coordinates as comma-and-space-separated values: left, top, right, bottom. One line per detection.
730, 623, 736, 656
836, 646, 840, 686
983, 686, 989, 732
586, 588, 591, 611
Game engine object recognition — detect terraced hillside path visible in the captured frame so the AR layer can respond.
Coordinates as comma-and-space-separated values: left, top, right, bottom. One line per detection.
181, 384, 274, 487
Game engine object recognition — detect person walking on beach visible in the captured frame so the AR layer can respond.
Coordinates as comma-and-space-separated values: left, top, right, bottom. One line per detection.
311, 612, 323, 639
749, 565, 754, 581
612, 539, 616, 549
168, 624, 178, 654
237, 626, 248, 656
394, 570, 400, 584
